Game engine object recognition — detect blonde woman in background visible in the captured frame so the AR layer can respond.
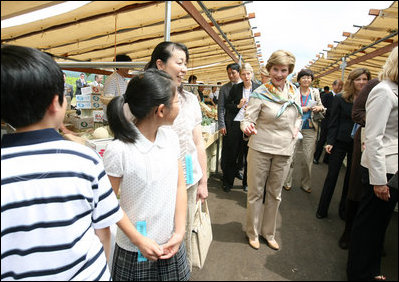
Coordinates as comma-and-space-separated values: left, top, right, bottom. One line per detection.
260, 66, 270, 84
283, 69, 325, 192
347, 46, 398, 281
241, 50, 302, 250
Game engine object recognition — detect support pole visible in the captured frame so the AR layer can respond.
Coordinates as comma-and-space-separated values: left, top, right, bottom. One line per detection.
164, 1, 171, 41
341, 57, 347, 81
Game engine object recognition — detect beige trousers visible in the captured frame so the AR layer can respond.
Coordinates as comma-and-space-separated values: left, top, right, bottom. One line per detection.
246, 148, 290, 241
184, 183, 198, 271
284, 129, 317, 190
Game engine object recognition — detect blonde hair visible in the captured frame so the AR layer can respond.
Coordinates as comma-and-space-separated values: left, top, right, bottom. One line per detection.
378, 46, 398, 83
260, 65, 269, 76
240, 63, 253, 73
266, 50, 296, 74
342, 68, 371, 103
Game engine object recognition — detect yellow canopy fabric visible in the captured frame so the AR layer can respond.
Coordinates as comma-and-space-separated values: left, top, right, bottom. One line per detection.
306, 1, 398, 87
1, 1, 260, 84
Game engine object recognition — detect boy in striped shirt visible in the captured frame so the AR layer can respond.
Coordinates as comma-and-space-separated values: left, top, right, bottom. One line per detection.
1, 45, 123, 280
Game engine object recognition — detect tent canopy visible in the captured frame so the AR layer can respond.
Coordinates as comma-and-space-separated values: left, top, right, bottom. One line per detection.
1, 1, 261, 84
306, 1, 398, 87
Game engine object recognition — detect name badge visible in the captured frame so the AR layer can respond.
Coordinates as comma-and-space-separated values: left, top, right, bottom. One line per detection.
185, 154, 194, 185
136, 221, 148, 262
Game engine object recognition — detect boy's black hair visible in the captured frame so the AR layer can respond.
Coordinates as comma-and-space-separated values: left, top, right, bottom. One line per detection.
114, 54, 131, 70
226, 63, 240, 72
115, 54, 132, 62
1, 45, 64, 128
188, 75, 197, 83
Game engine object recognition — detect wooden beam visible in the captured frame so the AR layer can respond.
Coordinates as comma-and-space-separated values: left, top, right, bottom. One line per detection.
345, 42, 398, 67
177, 1, 238, 63
314, 41, 398, 79
61, 67, 135, 78
369, 8, 398, 18
1, 2, 159, 42
368, 9, 380, 16
57, 17, 249, 59
61, 68, 112, 76
342, 32, 379, 41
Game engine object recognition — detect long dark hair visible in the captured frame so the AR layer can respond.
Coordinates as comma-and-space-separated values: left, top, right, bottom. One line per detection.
145, 41, 189, 70
107, 69, 176, 143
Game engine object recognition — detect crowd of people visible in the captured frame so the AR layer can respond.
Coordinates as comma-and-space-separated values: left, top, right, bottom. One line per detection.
1, 42, 397, 281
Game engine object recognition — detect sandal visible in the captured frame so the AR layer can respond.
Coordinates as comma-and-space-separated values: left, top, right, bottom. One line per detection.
373, 275, 386, 281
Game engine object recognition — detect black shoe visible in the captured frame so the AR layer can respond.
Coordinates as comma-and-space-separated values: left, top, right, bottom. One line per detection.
236, 171, 243, 180
339, 238, 349, 250
243, 185, 248, 192
313, 159, 319, 164
339, 209, 346, 221
223, 185, 231, 192
316, 212, 326, 219
339, 232, 350, 249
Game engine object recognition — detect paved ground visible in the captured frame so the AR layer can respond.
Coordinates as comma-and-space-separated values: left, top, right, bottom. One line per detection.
190, 152, 398, 281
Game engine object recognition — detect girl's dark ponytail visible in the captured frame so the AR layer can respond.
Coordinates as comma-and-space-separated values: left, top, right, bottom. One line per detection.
107, 95, 138, 143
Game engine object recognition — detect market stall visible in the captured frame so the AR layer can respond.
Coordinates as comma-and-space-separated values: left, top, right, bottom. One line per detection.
200, 101, 220, 177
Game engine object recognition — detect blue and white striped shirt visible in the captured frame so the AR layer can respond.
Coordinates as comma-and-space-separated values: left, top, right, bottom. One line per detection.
1, 128, 123, 281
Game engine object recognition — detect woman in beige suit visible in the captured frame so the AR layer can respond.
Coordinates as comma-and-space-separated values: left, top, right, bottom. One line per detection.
241, 50, 302, 250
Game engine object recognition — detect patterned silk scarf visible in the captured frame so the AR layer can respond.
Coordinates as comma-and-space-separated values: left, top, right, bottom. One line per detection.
250, 81, 303, 118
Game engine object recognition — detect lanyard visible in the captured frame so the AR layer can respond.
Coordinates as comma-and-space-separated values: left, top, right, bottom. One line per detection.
300, 92, 310, 107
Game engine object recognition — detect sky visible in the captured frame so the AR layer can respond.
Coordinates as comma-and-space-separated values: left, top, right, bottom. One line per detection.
245, 1, 394, 75
1, 1, 394, 77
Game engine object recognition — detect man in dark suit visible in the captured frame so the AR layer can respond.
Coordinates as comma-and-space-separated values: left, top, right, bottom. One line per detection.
222, 63, 260, 192
75, 73, 88, 95
314, 79, 343, 164
217, 63, 241, 184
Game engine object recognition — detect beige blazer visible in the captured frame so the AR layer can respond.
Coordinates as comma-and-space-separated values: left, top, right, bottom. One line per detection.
241, 83, 302, 157
361, 79, 398, 185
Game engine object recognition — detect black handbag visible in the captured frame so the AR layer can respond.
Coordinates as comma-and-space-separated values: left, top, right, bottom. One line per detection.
312, 111, 325, 123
